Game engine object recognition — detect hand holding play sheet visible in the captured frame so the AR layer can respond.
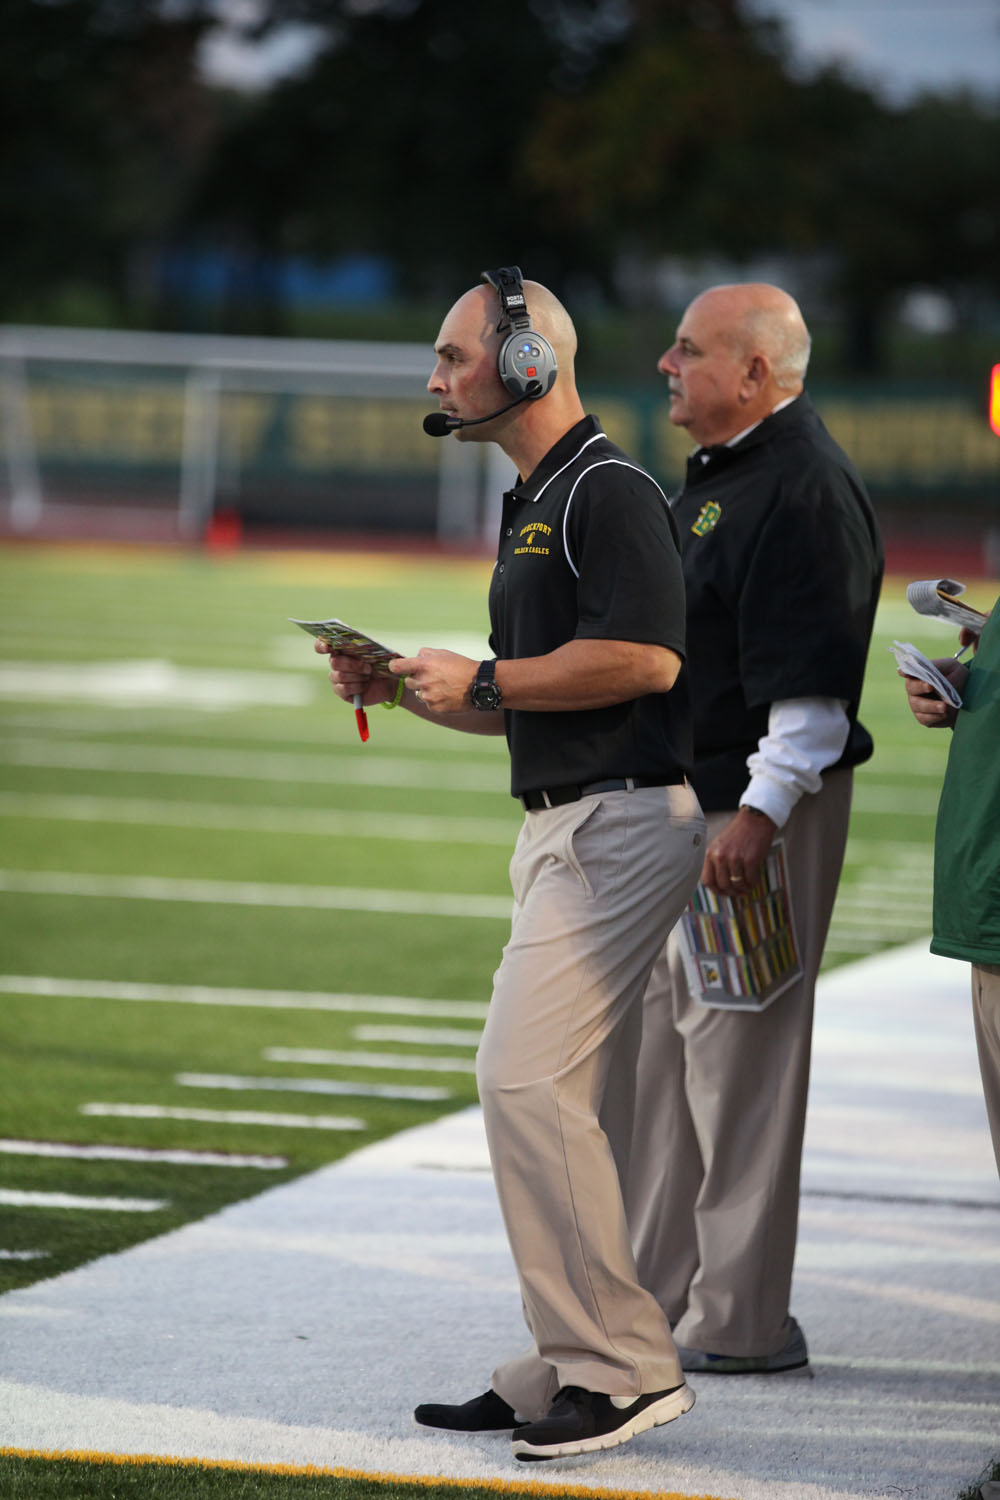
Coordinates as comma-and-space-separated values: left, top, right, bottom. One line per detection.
890, 640, 964, 708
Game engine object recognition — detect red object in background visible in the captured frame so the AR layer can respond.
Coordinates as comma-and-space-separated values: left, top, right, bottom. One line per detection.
204, 508, 243, 550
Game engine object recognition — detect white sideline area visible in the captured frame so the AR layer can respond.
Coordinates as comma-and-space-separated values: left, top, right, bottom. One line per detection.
1, 940, 998, 1500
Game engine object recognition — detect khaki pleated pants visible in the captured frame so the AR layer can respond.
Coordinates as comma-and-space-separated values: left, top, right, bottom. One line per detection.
972, 962, 1000, 1178
612, 769, 853, 1359
479, 782, 705, 1422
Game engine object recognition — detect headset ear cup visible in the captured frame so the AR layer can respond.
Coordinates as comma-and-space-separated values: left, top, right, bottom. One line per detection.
497, 330, 558, 399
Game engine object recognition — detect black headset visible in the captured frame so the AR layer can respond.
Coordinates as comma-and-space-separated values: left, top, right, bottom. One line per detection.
481, 266, 558, 401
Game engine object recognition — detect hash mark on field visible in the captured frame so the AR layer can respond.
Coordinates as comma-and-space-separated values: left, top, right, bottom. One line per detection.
0, 975, 490, 1020
0, 1139, 287, 1169
0, 1250, 49, 1261
352, 1025, 482, 1046
263, 1047, 477, 1075
176, 1072, 451, 1102
81, 1104, 365, 1131
0, 1189, 166, 1213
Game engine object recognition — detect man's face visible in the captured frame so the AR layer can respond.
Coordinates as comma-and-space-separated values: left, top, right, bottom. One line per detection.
426, 291, 508, 441
657, 293, 748, 447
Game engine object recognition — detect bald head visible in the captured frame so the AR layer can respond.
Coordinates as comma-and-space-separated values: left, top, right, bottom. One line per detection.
450, 279, 578, 371
700, 283, 811, 389
659, 282, 811, 446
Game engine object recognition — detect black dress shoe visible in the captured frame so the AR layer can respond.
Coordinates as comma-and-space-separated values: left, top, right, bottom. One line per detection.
414, 1387, 525, 1431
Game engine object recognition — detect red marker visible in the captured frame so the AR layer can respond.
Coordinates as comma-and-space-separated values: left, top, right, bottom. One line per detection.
353, 694, 369, 743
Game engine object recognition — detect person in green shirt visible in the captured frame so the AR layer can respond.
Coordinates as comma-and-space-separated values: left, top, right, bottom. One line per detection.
902, 599, 1000, 1176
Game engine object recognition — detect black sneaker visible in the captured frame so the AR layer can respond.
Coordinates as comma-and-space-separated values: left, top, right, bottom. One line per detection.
414, 1387, 525, 1432
512, 1382, 695, 1461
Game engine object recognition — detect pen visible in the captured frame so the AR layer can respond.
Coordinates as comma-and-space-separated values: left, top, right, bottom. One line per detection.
353, 694, 369, 743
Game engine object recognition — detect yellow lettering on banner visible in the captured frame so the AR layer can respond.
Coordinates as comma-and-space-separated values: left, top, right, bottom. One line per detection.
128, 389, 185, 459
291, 398, 436, 472
817, 402, 1000, 484
218, 394, 273, 463
655, 409, 699, 474
655, 400, 1000, 487
593, 400, 639, 457
29, 386, 187, 461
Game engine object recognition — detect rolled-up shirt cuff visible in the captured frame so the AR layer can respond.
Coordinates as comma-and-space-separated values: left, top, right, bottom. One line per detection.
739, 776, 799, 830
740, 696, 851, 829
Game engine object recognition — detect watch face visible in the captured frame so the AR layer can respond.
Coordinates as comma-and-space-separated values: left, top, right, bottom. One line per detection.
472, 663, 501, 710
472, 681, 502, 710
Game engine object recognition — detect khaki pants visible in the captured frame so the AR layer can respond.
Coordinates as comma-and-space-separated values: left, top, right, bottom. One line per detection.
479, 782, 705, 1421
613, 770, 853, 1358
972, 962, 1000, 1178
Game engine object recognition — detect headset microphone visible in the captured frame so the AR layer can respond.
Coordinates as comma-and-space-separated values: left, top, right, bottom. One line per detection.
422, 387, 539, 437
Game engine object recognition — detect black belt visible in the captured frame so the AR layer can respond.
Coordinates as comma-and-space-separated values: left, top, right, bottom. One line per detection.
520, 775, 684, 811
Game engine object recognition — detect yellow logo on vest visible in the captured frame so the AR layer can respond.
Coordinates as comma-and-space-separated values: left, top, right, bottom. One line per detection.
515, 521, 552, 556
691, 501, 722, 537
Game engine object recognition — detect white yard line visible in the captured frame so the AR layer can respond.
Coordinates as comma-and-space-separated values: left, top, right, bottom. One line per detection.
0, 792, 516, 845
263, 1047, 477, 1075
0, 870, 512, 920
0, 1189, 166, 1213
0, 975, 490, 1020
0, 709, 508, 758
0, 1139, 286, 1169
0, 738, 509, 793
351, 1025, 481, 1046
848, 785, 941, 814
176, 1072, 451, 1102
0, 662, 312, 710
80, 1104, 365, 1131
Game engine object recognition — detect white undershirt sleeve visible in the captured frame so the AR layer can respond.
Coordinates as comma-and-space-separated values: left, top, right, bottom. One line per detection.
740, 696, 851, 828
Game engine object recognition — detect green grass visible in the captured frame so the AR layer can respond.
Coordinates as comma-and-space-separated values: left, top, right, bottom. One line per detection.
0, 541, 996, 1499
0, 1451, 551, 1500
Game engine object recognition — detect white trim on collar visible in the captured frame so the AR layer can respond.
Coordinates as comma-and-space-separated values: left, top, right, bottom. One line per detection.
530, 431, 606, 503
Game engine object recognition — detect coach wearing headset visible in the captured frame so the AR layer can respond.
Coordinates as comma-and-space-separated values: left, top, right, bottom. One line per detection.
317, 269, 705, 1463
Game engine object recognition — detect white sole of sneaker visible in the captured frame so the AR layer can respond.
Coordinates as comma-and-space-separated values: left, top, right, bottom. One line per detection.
511, 1382, 695, 1462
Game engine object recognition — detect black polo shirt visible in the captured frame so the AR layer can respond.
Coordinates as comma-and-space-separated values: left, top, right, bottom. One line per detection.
672, 394, 884, 811
487, 415, 691, 798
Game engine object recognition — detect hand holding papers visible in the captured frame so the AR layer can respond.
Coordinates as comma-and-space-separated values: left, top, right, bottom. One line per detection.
290, 617, 400, 674
290, 616, 402, 742
889, 641, 964, 708
676, 841, 802, 1010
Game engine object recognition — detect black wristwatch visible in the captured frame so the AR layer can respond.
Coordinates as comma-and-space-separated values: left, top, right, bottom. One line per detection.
470, 659, 502, 711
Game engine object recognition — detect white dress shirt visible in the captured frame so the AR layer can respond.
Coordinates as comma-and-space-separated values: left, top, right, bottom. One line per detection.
740, 697, 851, 828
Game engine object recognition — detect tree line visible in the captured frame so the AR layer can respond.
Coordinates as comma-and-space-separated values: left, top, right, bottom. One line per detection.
4, 0, 998, 372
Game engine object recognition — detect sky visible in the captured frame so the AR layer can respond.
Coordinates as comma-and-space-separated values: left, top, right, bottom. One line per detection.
200, 0, 1000, 104
744, 0, 1000, 103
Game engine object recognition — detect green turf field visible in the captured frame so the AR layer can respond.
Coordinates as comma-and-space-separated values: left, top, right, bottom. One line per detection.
0, 541, 996, 1500
1, 543, 993, 1294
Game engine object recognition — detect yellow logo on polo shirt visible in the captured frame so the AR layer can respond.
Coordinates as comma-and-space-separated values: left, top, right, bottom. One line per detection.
691, 501, 722, 537
515, 521, 552, 556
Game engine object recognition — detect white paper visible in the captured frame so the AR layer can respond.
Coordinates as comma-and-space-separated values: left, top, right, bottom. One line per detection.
905, 577, 987, 635
890, 640, 963, 708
